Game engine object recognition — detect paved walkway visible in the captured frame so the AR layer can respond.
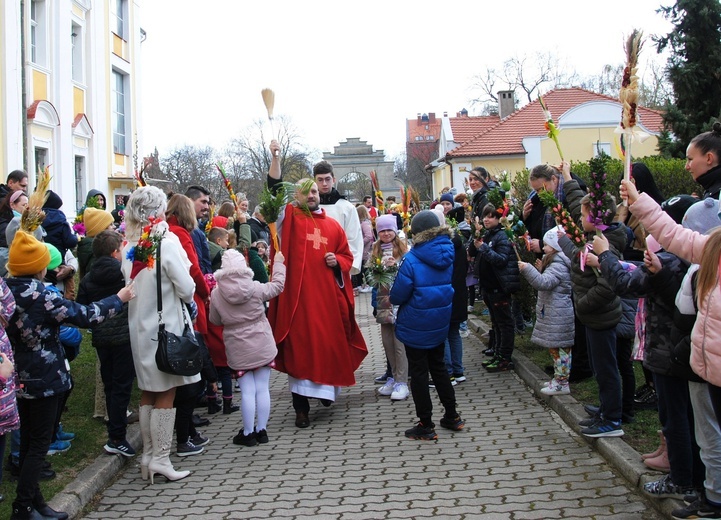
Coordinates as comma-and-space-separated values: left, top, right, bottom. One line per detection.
72, 292, 663, 519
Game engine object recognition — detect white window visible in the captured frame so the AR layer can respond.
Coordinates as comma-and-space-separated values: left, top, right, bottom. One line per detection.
112, 71, 127, 155
74, 156, 86, 212
594, 142, 611, 157
71, 23, 84, 83
113, 0, 127, 39
30, 0, 47, 66
35, 147, 48, 178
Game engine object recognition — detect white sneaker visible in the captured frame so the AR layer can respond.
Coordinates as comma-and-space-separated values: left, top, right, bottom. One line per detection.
467, 306, 474, 312
390, 382, 409, 400
459, 329, 470, 338
540, 381, 570, 395
377, 378, 395, 396
541, 379, 554, 389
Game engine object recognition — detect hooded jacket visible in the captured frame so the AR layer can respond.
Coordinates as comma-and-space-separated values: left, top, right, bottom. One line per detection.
5, 277, 122, 398
559, 179, 628, 330
42, 192, 78, 260
85, 189, 107, 210
76, 255, 130, 348
390, 227, 454, 349
209, 249, 286, 371
468, 225, 520, 293
598, 248, 694, 378
520, 252, 574, 348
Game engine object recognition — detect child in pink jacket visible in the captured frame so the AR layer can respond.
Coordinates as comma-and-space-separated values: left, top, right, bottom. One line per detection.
209, 249, 286, 447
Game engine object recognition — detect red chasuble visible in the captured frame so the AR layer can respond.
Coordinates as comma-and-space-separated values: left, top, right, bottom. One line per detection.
269, 204, 367, 386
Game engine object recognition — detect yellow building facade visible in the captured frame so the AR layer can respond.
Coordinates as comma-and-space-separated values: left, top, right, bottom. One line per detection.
429, 89, 663, 197
0, 0, 143, 216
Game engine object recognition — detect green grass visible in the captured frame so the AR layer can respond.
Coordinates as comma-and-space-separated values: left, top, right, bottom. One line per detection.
475, 308, 661, 456
0, 331, 140, 518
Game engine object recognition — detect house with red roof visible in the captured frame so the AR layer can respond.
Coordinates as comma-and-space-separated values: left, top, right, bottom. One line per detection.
427, 87, 664, 197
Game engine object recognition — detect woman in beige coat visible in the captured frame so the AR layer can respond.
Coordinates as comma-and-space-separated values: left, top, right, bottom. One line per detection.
122, 186, 198, 484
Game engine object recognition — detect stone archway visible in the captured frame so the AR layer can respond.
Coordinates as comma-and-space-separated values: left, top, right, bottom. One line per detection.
322, 138, 397, 206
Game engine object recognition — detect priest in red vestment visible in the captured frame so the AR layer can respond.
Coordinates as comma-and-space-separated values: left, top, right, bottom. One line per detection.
267, 142, 367, 428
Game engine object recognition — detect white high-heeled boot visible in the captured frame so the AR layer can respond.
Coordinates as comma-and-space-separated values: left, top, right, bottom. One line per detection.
139, 404, 153, 480
148, 408, 190, 484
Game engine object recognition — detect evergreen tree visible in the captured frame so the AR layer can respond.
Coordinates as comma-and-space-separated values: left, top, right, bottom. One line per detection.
656, 0, 721, 157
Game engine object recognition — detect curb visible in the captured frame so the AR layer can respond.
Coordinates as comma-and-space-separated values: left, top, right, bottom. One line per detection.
47, 422, 141, 519
467, 316, 678, 520
49, 319, 680, 519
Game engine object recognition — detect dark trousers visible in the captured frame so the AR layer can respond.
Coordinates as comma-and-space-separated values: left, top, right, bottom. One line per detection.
174, 381, 202, 443
468, 285, 476, 307
586, 327, 622, 422
97, 343, 135, 440
482, 290, 514, 361
292, 392, 310, 413
708, 384, 721, 426
570, 317, 592, 378
654, 372, 705, 488
15, 396, 60, 510
616, 336, 636, 421
216, 366, 233, 400
52, 387, 71, 441
404, 343, 458, 425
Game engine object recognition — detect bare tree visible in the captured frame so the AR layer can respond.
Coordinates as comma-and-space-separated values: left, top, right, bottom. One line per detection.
157, 145, 223, 200
394, 151, 432, 202
223, 115, 312, 207
470, 51, 580, 111
336, 171, 372, 204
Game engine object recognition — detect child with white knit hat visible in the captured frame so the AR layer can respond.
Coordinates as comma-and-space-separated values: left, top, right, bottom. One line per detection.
518, 226, 575, 395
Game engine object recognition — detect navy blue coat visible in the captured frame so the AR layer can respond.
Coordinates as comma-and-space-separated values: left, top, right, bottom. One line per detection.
390, 227, 454, 349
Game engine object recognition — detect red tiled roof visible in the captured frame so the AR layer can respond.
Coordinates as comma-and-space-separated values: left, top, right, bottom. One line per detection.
448, 115, 499, 144
448, 87, 664, 158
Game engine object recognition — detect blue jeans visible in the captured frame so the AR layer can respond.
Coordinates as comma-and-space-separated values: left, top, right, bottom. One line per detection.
586, 327, 622, 423
444, 322, 464, 376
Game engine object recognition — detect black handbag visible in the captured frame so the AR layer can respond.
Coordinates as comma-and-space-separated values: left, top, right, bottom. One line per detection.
154, 239, 203, 376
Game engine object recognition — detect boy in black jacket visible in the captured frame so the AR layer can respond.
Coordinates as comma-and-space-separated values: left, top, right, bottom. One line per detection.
468, 203, 520, 372
76, 230, 136, 457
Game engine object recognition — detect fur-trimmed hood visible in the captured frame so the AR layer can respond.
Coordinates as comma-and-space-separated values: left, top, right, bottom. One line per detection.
411, 225, 452, 246
409, 226, 454, 272
213, 249, 255, 305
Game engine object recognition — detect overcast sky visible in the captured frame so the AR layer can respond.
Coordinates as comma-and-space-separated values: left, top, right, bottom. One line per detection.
138, 0, 673, 163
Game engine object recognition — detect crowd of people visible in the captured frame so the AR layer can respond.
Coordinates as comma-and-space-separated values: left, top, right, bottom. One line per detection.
2, 123, 721, 519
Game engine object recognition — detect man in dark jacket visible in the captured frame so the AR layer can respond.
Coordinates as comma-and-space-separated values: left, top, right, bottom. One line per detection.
185, 185, 212, 274
248, 205, 271, 244
76, 230, 135, 457
0, 170, 29, 201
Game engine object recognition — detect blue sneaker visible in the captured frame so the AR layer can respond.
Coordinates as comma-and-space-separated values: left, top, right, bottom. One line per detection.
56, 423, 75, 441
581, 419, 624, 438
47, 440, 71, 455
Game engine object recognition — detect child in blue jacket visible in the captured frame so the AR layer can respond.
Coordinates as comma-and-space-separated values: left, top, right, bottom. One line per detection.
390, 210, 465, 440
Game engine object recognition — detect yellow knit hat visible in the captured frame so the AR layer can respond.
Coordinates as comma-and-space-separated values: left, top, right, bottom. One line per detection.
83, 207, 114, 237
7, 231, 51, 277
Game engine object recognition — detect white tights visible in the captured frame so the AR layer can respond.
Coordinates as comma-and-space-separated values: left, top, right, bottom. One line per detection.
239, 367, 272, 435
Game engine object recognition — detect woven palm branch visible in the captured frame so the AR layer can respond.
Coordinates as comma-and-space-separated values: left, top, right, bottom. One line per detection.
21, 166, 51, 232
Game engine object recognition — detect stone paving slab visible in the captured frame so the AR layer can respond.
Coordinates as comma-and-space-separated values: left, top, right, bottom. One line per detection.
60, 292, 670, 519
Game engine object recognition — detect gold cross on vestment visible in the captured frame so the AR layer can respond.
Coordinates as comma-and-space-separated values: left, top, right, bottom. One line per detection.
306, 228, 327, 250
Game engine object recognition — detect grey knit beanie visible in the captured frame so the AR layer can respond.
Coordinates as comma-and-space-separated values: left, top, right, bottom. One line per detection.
682, 197, 721, 235
410, 210, 441, 235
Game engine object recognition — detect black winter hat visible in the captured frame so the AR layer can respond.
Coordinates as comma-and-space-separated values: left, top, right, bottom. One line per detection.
43, 190, 63, 210
661, 195, 699, 224
411, 210, 441, 235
